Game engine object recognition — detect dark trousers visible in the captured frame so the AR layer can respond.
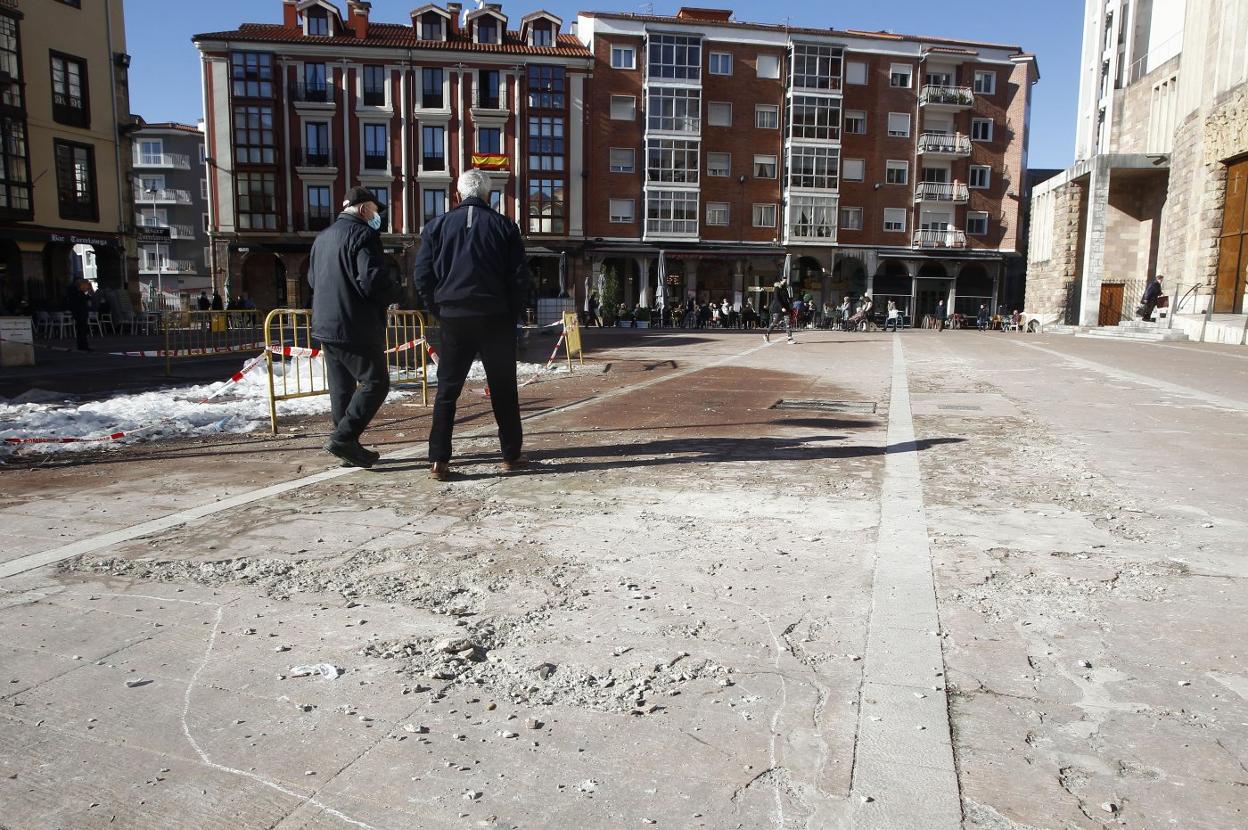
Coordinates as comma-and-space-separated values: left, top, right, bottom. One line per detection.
428, 314, 522, 463
322, 341, 389, 444
73, 314, 89, 350
765, 312, 792, 337
1140, 300, 1158, 321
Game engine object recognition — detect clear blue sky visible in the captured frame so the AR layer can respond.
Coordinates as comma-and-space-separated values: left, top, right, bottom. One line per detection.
124, 0, 1081, 170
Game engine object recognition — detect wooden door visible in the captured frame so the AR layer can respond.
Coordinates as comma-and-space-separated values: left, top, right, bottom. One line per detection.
1214, 158, 1248, 313
1099, 283, 1125, 326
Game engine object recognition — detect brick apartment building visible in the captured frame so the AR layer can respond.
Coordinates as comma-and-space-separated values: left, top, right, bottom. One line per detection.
193, 2, 1035, 322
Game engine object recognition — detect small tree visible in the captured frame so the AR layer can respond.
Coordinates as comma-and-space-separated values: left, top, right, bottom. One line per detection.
601, 264, 621, 325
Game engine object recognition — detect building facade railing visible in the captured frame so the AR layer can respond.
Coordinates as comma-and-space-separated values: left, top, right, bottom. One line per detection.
912, 228, 968, 248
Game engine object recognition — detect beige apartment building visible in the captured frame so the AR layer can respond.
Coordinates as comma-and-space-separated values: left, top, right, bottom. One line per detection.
0, 0, 137, 312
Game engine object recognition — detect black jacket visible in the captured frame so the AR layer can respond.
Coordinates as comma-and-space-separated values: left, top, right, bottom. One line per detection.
414, 196, 529, 319
1142, 280, 1162, 303
769, 285, 791, 315
307, 212, 401, 347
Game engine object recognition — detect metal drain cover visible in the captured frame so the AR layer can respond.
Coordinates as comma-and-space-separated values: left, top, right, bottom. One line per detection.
771, 399, 878, 414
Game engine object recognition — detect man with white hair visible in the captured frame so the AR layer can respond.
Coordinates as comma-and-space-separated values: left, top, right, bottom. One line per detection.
307, 186, 401, 468
415, 169, 531, 481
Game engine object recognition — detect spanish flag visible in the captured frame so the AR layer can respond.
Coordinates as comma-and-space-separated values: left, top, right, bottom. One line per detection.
471, 154, 509, 170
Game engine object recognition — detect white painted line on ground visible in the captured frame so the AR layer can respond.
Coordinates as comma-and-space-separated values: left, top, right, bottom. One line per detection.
1151, 342, 1248, 361
850, 336, 961, 830
0, 340, 772, 581
1009, 340, 1248, 412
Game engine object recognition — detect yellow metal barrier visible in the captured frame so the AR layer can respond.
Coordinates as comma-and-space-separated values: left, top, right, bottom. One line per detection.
163, 310, 262, 375
562, 311, 584, 370
262, 308, 431, 434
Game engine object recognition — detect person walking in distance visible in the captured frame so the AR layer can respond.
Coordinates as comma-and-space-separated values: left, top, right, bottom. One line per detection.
65, 279, 93, 351
934, 299, 948, 332
307, 186, 402, 469
763, 280, 795, 344
415, 169, 531, 482
1139, 274, 1163, 322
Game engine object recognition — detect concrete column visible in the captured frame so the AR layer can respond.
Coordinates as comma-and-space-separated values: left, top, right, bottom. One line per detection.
947, 266, 958, 316
1078, 158, 1111, 326
636, 256, 651, 308
685, 260, 698, 300
732, 259, 744, 309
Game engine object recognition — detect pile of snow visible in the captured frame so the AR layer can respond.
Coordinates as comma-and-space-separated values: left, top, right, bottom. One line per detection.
1, 356, 567, 455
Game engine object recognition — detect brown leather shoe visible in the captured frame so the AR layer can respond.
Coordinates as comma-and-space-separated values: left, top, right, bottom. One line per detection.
500, 455, 529, 473
429, 461, 450, 481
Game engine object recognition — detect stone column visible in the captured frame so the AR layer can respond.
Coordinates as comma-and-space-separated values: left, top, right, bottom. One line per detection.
732, 259, 745, 309
1078, 157, 1111, 326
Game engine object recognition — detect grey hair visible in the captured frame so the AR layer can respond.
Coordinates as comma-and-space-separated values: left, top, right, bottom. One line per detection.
457, 169, 491, 202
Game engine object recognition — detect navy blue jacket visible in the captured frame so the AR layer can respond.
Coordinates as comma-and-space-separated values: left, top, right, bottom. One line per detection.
307, 212, 401, 347
414, 196, 529, 319
769, 285, 791, 315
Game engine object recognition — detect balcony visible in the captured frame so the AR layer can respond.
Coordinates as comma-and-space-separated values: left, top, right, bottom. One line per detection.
914, 181, 970, 204
364, 153, 389, 172
168, 223, 197, 240
913, 229, 967, 249
133, 152, 191, 170
295, 149, 338, 169
917, 132, 972, 158
135, 187, 192, 205
139, 258, 198, 274
300, 210, 334, 232
361, 88, 386, 107
291, 82, 336, 108
919, 85, 974, 110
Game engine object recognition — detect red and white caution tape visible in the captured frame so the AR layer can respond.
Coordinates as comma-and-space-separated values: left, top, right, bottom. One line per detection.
266, 338, 424, 360
518, 330, 567, 389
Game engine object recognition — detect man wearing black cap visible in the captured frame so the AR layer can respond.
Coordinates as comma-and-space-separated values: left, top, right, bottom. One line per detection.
307, 186, 402, 468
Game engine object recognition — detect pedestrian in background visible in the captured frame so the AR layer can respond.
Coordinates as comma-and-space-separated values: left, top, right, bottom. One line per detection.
65, 279, 92, 352
1139, 274, 1163, 321
415, 169, 530, 482
935, 299, 948, 332
764, 280, 795, 344
977, 304, 990, 331
308, 185, 401, 469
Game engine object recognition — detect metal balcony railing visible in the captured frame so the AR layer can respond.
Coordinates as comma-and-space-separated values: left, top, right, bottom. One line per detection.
364, 152, 389, 171
133, 152, 191, 169
168, 224, 196, 239
912, 229, 967, 248
917, 132, 972, 155
919, 85, 974, 107
296, 148, 337, 168
292, 82, 335, 104
136, 187, 193, 204
140, 258, 198, 274
914, 181, 970, 203
301, 210, 334, 232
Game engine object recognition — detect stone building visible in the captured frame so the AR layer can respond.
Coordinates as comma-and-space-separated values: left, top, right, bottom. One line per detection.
0, 0, 138, 313
1026, 0, 1248, 339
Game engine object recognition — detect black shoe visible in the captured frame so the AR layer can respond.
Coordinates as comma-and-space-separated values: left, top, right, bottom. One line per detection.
339, 446, 380, 467
324, 440, 375, 469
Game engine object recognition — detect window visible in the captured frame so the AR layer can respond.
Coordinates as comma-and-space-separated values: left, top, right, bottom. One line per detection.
791, 95, 840, 141
236, 172, 277, 230
966, 210, 989, 235
969, 165, 991, 189
362, 65, 386, 106
789, 146, 839, 189
421, 68, 444, 109
201, 179, 208, 199
301, 62, 328, 102
756, 54, 780, 79
889, 63, 912, 88
231, 52, 274, 98
527, 65, 566, 109
752, 203, 777, 228
789, 195, 837, 239
368, 186, 389, 232
476, 17, 499, 45
531, 22, 555, 47
137, 139, 163, 165
420, 13, 444, 41
422, 188, 447, 224
709, 52, 732, 75
753, 155, 777, 178
54, 140, 96, 221
609, 147, 635, 173
306, 8, 329, 36
421, 125, 444, 170
528, 178, 565, 234
883, 207, 907, 232
478, 69, 502, 109
1, 16, 23, 110
842, 158, 866, 182
706, 152, 731, 177
0, 115, 30, 215
608, 198, 634, 223
840, 206, 863, 230
971, 118, 993, 141
887, 112, 911, 138
647, 138, 699, 183
792, 43, 842, 91
611, 45, 636, 69
755, 105, 778, 129
364, 124, 388, 170
233, 106, 275, 164
50, 52, 89, 127
489, 190, 503, 212
646, 190, 698, 235
649, 34, 701, 80
647, 87, 701, 132
306, 185, 332, 230
885, 159, 908, 185
528, 116, 565, 171
202, 211, 210, 232
844, 110, 866, 134
304, 121, 329, 165
610, 95, 635, 120
973, 70, 996, 95
477, 127, 502, 154
706, 202, 729, 226
707, 102, 732, 127
845, 60, 867, 85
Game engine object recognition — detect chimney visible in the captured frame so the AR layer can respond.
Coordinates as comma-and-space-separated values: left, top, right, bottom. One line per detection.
283, 0, 299, 28
447, 3, 462, 34
347, 0, 371, 38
